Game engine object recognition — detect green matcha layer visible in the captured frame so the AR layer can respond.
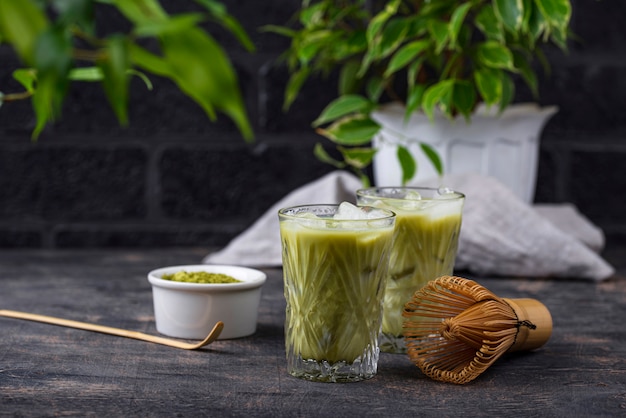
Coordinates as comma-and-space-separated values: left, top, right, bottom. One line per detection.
280, 220, 394, 364
382, 209, 462, 336
356, 190, 464, 339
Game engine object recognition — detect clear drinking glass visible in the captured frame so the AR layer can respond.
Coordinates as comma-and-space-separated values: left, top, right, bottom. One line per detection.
356, 187, 465, 353
278, 204, 396, 382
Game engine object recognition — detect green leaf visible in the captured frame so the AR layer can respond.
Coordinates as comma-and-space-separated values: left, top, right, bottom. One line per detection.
338, 60, 361, 95
333, 30, 367, 61
259, 24, 296, 38
535, 0, 572, 29
407, 58, 424, 89
339, 146, 377, 169
284, 67, 310, 111
449, 3, 472, 49
427, 19, 449, 54
31, 75, 57, 139
420, 142, 444, 176
194, 0, 255, 51
217, 13, 256, 52
35, 28, 72, 76
160, 27, 253, 140
499, 72, 515, 112
126, 69, 153, 90
366, 0, 400, 45
378, 17, 410, 60
416, 1, 452, 17
513, 51, 538, 97
31, 25, 73, 138
357, 172, 371, 188
314, 143, 346, 169
357, 45, 377, 78
68, 66, 153, 90
134, 13, 205, 37
384, 40, 429, 78
521, 0, 534, 34
317, 115, 381, 146
296, 30, 334, 64
475, 6, 504, 42
452, 79, 476, 119
550, 25, 568, 50
397, 146, 416, 185
357, 0, 400, 77
528, 1, 547, 41
476, 41, 515, 70
98, 35, 130, 125
51, 0, 94, 34
366, 76, 385, 102
493, 0, 524, 34
129, 42, 174, 77
193, 0, 226, 17
12, 69, 37, 93
313, 95, 371, 127
68, 67, 103, 81
405, 84, 426, 121
422, 80, 454, 119
299, 2, 325, 28
406, 15, 428, 38
0, 0, 48, 65
474, 68, 502, 106
111, 0, 168, 25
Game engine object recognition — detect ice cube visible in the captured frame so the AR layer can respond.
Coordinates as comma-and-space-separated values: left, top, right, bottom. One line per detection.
295, 212, 320, 219
334, 201, 368, 220
293, 211, 327, 228
403, 190, 422, 200
434, 186, 458, 199
366, 207, 391, 219
382, 190, 420, 210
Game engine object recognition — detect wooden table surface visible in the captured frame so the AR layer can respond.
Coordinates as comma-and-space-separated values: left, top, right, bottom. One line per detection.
1, 248, 625, 417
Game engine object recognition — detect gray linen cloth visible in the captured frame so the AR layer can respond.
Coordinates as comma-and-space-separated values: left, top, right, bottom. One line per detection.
204, 170, 614, 281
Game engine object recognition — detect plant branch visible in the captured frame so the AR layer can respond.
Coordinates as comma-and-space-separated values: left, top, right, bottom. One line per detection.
70, 26, 106, 48
2, 91, 33, 102
72, 48, 102, 62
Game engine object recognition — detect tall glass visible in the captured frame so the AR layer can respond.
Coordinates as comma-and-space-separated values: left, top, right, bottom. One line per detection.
356, 187, 464, 353
278, 204, 396, 382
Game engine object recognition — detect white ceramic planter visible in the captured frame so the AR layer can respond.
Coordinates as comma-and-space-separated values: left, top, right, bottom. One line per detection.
148, 265, 267, 340
371, 102, 557, 203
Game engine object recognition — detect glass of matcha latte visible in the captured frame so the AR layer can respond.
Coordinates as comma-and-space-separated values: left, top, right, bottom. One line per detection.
356, 187, 464, 354
278, 202, 396, 382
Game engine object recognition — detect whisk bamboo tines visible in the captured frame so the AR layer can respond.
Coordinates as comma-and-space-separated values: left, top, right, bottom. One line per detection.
402, 276, 553, 385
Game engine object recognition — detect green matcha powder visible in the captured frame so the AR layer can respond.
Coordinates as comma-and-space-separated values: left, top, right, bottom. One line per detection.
162, 271, 241, 284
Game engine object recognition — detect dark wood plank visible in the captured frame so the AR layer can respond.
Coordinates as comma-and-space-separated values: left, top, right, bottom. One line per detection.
1, 249, 625, 416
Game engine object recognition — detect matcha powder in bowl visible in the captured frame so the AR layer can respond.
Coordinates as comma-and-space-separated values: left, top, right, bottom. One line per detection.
147, 265, 267, 339
162, 271, 242, 284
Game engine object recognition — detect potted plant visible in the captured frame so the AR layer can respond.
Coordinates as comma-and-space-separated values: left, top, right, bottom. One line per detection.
266, 0, 571, 202
0, 0, 254, 141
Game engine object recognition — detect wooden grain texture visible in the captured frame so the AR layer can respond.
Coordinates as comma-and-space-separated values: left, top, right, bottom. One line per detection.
1, 249, 625, 417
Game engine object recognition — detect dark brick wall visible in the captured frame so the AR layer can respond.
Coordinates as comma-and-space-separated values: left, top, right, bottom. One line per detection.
532, 0, 626, 250
1, 0, 625, 249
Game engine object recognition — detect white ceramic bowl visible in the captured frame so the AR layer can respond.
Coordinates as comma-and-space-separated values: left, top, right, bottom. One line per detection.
147, 265, 267, 340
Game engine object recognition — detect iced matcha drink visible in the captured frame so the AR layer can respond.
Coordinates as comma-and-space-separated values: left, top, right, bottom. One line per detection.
356, 187, 464, 353
278, 203, 395, 382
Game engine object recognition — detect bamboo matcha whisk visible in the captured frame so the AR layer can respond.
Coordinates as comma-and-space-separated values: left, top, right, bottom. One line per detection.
402, 275, 553, 384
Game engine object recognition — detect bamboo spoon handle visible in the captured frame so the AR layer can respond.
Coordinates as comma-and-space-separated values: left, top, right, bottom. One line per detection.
0, 309, 224, 350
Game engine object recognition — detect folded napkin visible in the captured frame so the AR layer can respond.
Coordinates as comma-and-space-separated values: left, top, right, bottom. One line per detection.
204, 170, 615, 281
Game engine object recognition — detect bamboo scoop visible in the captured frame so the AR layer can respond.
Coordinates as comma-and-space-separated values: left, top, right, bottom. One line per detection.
0, 309, 224, 350
402, 276, 553, 384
